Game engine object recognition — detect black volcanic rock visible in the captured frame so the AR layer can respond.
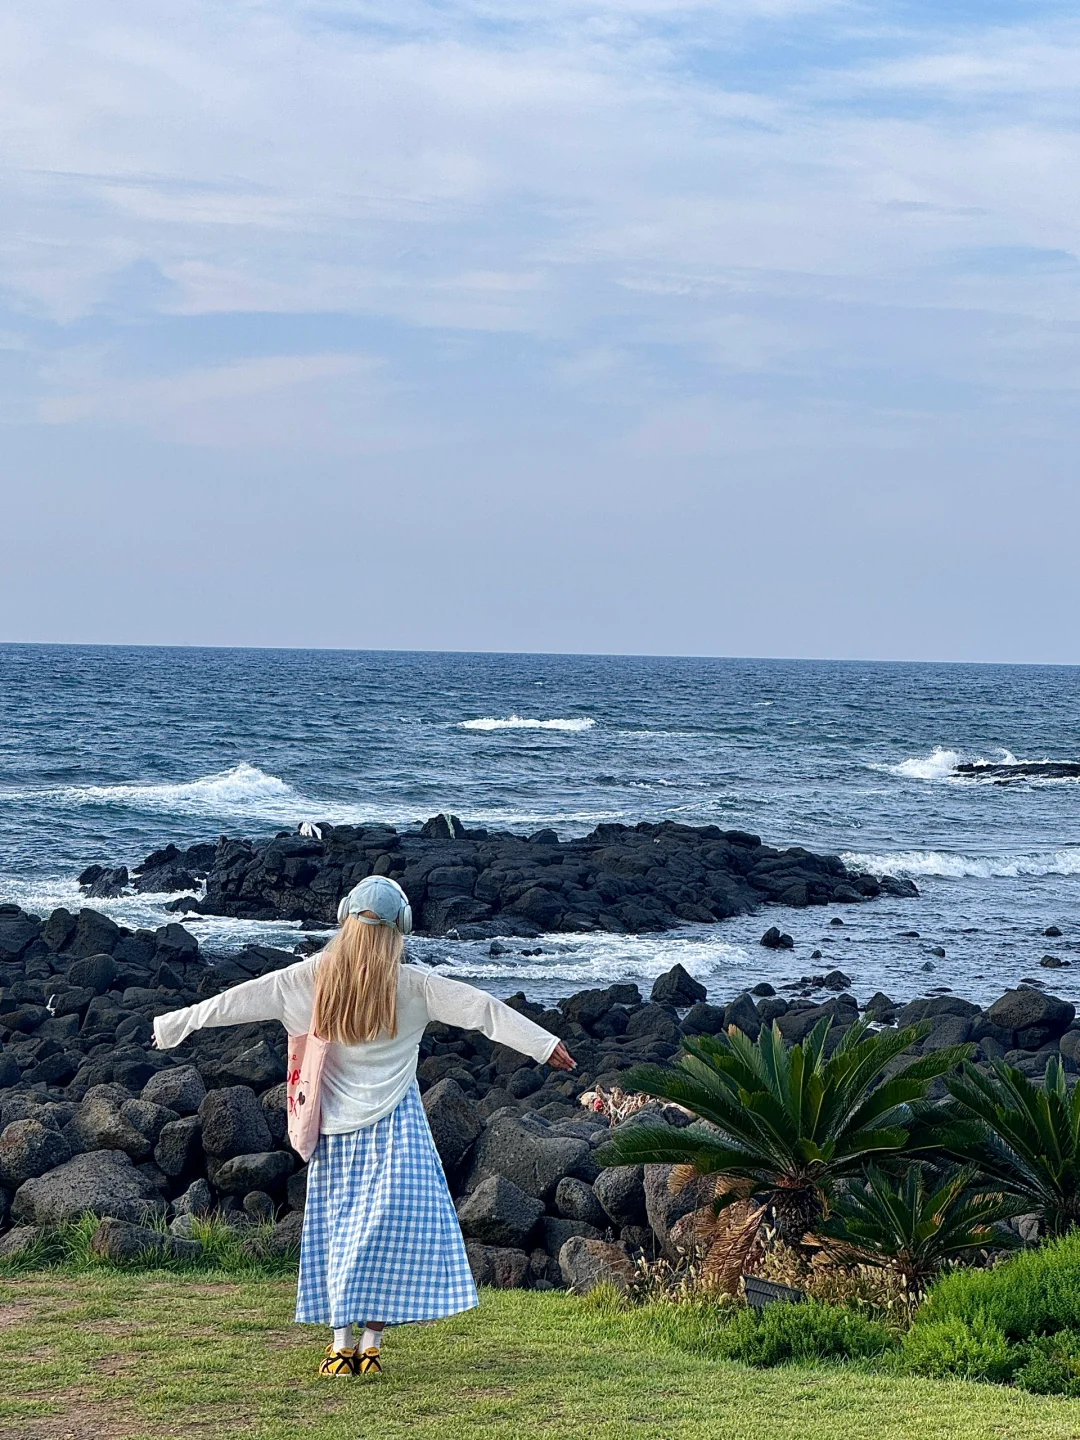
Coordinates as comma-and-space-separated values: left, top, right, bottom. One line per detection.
104, 817, 908, 939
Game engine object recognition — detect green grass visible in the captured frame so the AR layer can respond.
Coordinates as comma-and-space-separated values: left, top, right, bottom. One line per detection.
1, 1272, 1080, 1439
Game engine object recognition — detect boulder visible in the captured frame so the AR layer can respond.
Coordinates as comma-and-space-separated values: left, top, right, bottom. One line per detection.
64, 1093, 154, 1161
0, 1225, 39, 1259
218, 1041, 285, 1090
154, 1116, 203, 1178
465, 1114, 592, 1202
172, 1178, 213, 1217
287, 1168, 307, 1211
464, 1241, 530, 1289
198, 1086, 272, 1160
422, 1079, 483, 1176
644, 1163, 713, 1261
624, 1005, 680, 1044
0, 1119, 72, 1189
541, 1216, 602, 1256
243, 1190, 276, 1223
65, 912, 122, 959
559, 988, 614, 1029
142, 1065, 206, 1116
988, 990, 1075, 1047
121, 1099, 178, 1146
650, 964, 707, 1007
65, 954, 118, 996
210, 1151, 294, 1195
90, 1216, 168, 1262
0, 916, 40, 960
554, 1176, 608, 1229
11, 1148, 166, 1226
680, 1002, 726, 1036
260, 1083, 287, 1144
558, 1236, 635, 1294
267, 1210, 305, 1255
760, 927, 793, 950
593, 1164, 647, 1228
723, 993, 761, 1039
456, 1175, 544, 1248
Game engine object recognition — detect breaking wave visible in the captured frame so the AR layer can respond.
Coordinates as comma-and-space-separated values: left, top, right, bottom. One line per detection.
844, 848, 1080, 880
23, 763, 300, 820
458, 716, 595, 732
885, 747, 1025, 781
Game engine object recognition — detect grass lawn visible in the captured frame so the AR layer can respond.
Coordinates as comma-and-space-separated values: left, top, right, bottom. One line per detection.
2, 1271, 1080, 1440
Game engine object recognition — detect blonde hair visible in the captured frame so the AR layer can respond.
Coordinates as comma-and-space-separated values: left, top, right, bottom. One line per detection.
312, 913, 403, 1044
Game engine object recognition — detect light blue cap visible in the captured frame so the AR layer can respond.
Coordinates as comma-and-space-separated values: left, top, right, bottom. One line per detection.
336, 875, 413, 933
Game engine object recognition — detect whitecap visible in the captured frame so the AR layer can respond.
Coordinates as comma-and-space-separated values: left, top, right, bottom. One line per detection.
889, 748, 966, 781
843, 848, 1080, 880
458, 716, 595, 732
21, 763, 299, 820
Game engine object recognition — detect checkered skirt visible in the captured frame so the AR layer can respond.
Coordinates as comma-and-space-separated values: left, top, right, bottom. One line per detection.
294, 1081, 479, 1327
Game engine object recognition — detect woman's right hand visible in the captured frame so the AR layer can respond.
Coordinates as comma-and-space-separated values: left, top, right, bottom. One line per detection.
547, 1041, 577, 1071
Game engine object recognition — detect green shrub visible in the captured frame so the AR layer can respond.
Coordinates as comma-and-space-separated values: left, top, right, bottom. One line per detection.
1013, 1332, 1080, 1396
900, 1315, 1015, 1383
916, 1229, 1080, 1341
713, 1300, 895, 1367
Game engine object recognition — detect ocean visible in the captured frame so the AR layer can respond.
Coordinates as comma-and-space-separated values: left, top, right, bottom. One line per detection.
2, 644, 1079, 1008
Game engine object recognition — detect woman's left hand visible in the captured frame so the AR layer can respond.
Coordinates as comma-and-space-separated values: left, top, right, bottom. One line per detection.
547, 1041, 576, 1071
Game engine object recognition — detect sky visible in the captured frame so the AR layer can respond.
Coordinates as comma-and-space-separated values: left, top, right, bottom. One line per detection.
1, 0, 1078, 662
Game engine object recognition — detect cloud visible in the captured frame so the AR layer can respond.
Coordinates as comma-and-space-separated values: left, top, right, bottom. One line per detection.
37, 352, 393, 448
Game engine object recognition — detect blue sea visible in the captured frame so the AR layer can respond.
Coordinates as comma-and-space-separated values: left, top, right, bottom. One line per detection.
1, 644, 1079, 1008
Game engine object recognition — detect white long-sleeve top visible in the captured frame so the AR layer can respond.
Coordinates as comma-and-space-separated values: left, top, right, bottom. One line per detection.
153, 959, 559, 1133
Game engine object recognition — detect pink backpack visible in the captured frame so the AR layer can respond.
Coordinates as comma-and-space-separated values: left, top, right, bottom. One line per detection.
286, 1031, 330, 1161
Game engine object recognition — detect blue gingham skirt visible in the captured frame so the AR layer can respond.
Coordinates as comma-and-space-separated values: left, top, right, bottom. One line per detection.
295, 1081, 479, 1326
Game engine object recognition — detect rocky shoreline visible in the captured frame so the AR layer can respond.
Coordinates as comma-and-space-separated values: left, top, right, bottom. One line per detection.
77, 814, 918, 937
0, 895, 1074, 1287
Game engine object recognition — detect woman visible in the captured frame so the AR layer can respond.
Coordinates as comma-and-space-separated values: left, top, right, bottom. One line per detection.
153, 874, 574, 1377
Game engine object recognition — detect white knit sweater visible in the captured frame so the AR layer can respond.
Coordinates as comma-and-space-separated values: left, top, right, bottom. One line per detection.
154, 959, 559, 1133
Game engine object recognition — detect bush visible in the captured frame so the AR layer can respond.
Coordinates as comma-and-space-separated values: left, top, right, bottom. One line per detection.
713, 1300, 895, 1367
1013, 1332, 1080, 1397
915, 1229, 1080, 1341
901, 1316, 1015, 1383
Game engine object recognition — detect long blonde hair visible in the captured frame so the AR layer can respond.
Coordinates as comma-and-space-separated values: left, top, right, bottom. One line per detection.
312, 914, 403, 1044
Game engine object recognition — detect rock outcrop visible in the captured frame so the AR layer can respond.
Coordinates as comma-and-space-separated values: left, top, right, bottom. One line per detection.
78, 816, 915, 938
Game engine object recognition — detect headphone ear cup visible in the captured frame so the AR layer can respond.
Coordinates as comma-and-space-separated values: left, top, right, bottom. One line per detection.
398, 903, 413, 936
337, 897, 350, 925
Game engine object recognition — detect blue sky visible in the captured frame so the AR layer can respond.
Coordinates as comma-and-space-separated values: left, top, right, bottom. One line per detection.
2, 0, 1078, 660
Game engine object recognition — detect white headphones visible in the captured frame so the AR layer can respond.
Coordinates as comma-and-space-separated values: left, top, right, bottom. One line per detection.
336, 874, 413, 935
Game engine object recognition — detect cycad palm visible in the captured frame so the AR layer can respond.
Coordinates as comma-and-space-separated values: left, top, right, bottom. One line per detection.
931, 1055, 1080, 1235
820, 1163, 1021, 1303
598, 1017, 972, 1285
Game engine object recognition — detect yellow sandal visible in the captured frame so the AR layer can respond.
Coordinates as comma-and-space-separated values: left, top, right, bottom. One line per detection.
319, 1346, 362, 1377
358, 1347, 383, 1376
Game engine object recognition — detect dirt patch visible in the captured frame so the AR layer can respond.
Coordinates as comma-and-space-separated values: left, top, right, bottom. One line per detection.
0, 1303, 33, 1328
0, 1400, 138, 1440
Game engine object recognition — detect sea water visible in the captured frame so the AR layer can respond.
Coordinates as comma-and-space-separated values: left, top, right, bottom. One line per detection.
1, 644, 1078, 1007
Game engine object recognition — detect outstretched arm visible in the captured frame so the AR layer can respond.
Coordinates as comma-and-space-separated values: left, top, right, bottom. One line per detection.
422, 970, 574, 1068
153, 962, 311, 1050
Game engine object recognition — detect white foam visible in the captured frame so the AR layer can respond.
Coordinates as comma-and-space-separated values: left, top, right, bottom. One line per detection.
889, 748, 966, 780
844, 848, 1080, 880
18, 763, 297, 819
458, 716, 595, 732
413, 928, 752, 988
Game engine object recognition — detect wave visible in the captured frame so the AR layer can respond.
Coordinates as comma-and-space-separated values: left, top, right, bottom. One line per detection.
458, 716, 595, 732
885, 747, 1028, 782
844, 847, 1080, 880
889, 748, 966, 780
25, 763, 300, 819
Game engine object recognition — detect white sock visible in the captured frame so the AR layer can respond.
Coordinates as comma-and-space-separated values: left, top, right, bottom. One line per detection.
333, 1325, 355, 1352
361, 1327, 383, 1352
